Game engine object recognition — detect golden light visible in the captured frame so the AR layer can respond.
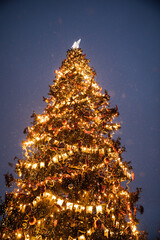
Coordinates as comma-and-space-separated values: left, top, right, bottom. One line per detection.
96, 205, 102, 214
37, 220, 41, 225
17, 232, 22, 239
104, 229, 109, 237
53, 156, 58, 163
57, 199, 63, 206
74, 204, 79, 212
87, 229, 92, 235
40, 162, 45, 168
110, 231, 114, 237
36, 196, 41, 201
23, 140, 34, 148
132, 225, 137, 233
112, 214, 115, 224
78, 235, 85, 240
19, 204, 23, 210
25, 234, 30, 240
35, 136, 40, 141
116, 221, 119, 228
21, 204, 26, 213
37, 115, 49, 123
86, 206, 93, 214
32, 163, 38, 169
26, 163, 31, 168
43, 192, 51, 198
52, 195, 56, 200
99, 148, 104, 155
80, 206, 85, 211
33, 200, 37, 206
66, 202, 73, 210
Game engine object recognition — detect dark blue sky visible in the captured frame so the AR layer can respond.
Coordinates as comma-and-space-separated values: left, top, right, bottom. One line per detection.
0, 0, 160, 238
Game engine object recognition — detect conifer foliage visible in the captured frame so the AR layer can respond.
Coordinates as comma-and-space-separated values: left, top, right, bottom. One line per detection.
0, 45, 147, 239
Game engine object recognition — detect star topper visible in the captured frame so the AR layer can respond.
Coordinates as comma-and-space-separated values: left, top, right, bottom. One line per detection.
72, 39, 81, 49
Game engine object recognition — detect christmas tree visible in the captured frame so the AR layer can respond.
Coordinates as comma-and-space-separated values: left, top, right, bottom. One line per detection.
0, 41, 147, 240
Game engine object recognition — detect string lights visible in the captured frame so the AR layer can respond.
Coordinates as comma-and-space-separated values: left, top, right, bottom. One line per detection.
0, 45, 147, 239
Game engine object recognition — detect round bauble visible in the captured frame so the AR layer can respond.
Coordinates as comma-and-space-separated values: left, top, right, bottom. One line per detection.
33, 184, 38, 191
68, 183, 73, 190
29, 216, 37, 225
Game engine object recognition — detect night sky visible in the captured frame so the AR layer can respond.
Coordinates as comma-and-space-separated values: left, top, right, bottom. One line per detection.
0, 0, 160, 239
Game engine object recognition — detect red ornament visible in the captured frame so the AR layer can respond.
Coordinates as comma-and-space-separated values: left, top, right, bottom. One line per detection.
131, 171, 135, 181
101, 185, 106, 193
33, 184, 38, 191
54, 219, 58, 227
104, 157, 109, 165
29, 216, 37, 225
127, 203, 130, 211
134, 206, 137, 215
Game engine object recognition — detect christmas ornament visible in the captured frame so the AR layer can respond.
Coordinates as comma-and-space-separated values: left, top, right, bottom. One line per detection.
33, 184, 38, 191
54, 219, 58, 227
68, 183, 74, 189
29, 216, 37, 225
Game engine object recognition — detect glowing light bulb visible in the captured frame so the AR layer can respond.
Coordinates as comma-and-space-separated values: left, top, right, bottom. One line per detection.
26, 234, 30, 240
104, 229, 109, 237
43, 192, 51, 198
74, 204, 79, 212
86, 206, 93, 214
33, 200, 37, 206
32, 163, 37, 169
27, 163, 31, 168
78, 235, 85, 240
37, 220, 41, 225
116, 221, 119, 228
112, 214, 115, 224
40, 162, 45, 168
53, 156, 58, 163
52, 195, 56, 200
17, 232, 22, 238
87, 229, 92, 235
96, 205, 102, 214
57, 199, 63, 206
66, 202, 73, 210
132, 225, 137, 233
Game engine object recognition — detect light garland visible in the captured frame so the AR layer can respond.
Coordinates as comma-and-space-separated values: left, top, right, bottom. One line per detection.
1, 47, 146, 240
